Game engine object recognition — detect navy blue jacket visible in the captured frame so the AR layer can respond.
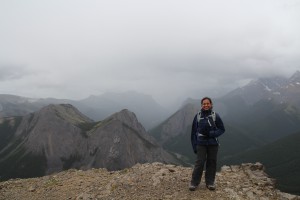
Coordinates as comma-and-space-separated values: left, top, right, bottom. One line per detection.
191, 109, 225, 152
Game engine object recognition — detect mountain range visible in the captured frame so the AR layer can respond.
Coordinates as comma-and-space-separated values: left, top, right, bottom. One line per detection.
224, 70, 300, 107
0, 91, 170, 130
1, 70, 300, 194
0, 104, 180, 181
149, 70, 300, 194
150, 70, 300, 151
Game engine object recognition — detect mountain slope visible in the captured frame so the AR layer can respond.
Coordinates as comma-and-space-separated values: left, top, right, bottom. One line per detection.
82, 108, 180, 171
222, 131, 300, 195
224, 76, 287, 105
149, 103, 199, 163
0, 104, 179, 181
0, 104, 93, 179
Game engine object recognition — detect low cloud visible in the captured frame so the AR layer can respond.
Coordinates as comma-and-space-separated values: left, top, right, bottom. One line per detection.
0, 65, 29, 81
0, 0, 299, 107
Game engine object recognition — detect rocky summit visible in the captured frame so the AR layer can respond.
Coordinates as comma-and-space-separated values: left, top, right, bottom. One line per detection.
0, 162, 299, 200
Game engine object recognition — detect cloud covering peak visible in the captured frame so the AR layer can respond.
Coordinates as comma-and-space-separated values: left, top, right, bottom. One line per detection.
0, 0, 299, 107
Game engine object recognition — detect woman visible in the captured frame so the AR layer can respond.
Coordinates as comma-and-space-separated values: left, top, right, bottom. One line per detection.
189, 97, 225, 191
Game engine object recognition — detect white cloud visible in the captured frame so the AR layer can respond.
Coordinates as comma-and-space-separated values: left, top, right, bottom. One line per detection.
0, 0, 299, 107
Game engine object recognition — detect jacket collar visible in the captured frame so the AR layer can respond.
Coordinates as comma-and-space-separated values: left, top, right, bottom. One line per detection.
201, 108, 212, 116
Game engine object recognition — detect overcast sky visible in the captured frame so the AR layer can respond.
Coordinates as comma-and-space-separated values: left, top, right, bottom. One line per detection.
0, 0, 299, 107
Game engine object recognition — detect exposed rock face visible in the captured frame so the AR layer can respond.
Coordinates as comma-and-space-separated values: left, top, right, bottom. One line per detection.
0, 162, 298, 200
0, 104, 179, 180
154, 103, 199, 145
21, 104, 93, 174
83, 109, 179, 171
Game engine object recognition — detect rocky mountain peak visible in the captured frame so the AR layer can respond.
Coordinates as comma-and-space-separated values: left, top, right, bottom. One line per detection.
38, 104, 93, 125
0, 162, 298, 200
104, 108, 149, 139
248, 76, 287, 92
86, 108, 177, 170
223, 72, 300, 105
109, 109, 139, 126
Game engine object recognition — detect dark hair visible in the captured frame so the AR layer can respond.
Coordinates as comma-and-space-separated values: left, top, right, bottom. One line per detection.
201, 97, 212, 105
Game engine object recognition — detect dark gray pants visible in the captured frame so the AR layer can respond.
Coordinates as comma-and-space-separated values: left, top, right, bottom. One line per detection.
191, 145, 219, 186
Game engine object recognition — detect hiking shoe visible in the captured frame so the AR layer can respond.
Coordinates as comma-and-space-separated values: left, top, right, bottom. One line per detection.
189, 184, 197, 191
206, 184, 216, 190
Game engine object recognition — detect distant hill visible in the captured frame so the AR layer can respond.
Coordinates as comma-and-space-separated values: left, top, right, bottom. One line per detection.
0, 91, 170, 130
79, 91, 171, 129
0, 94, 46, 117
0, 94, 83, 118
0, 104, 180, 181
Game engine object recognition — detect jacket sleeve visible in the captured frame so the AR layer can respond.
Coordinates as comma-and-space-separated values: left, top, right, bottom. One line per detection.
208, 113, 225, 138
191, 115, 198, 151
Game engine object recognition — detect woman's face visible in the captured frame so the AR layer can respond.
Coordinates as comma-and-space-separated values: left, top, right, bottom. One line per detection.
201, 99, 212, 110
